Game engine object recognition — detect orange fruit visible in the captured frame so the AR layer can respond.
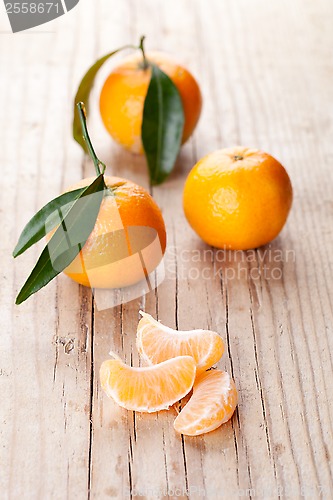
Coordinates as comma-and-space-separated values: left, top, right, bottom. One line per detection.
100, 355, 196, 412
100, 51, 202, 153
55, 175, 166, 288
183, 147, 293, 250
137, 311, 224, 374
174, 369, 238, 436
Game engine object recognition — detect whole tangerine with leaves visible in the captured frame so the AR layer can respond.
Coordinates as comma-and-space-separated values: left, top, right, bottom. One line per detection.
99, 50, 202, 154
58, 175, 166, 289
14, 102, 167, 304
73, 36, 202, 185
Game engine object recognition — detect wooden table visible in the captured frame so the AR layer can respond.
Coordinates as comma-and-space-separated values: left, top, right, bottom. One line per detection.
1, 0, 333, 498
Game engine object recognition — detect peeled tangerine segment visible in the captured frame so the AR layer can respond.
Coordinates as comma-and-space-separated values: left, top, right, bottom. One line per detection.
100, 355, 196, 413
174, 369, 238, 436
137, 311, 224, 374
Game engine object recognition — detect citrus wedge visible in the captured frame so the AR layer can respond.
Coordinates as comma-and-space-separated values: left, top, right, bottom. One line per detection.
100, 355, 196, 413
174, 369, 238, 436
137, 311, 224, 374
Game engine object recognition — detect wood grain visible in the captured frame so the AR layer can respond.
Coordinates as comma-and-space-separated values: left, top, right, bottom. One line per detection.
1, 0, 333, 498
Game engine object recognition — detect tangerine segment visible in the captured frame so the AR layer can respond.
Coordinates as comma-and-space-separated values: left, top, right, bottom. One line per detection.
137, 312, 224, 374
174, 370, 238, 436
100, 355, 196, 413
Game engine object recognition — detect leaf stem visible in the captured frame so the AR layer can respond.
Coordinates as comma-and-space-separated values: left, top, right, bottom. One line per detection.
139, 35, 149, 70
77, 102, 106, 176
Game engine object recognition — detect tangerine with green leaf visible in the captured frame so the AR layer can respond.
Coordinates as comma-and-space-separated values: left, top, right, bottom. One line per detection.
61, 174, 166, 289
14, 102, 167, 304
54, 103, 166, 289
99, 50, 202, 154
73, 36, 202, 184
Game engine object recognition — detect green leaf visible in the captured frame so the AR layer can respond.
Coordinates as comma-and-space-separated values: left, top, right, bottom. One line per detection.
73, 48, 128, 152
13, 187, 85, 258
15, 175, 106, 305
141, 64, 185, 185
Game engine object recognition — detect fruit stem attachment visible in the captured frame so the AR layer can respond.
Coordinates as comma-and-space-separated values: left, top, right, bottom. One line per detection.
77, 102, 106, 176
138, 35, 149, 70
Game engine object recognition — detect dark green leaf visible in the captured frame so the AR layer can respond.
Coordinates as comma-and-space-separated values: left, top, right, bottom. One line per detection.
15, 175, 106, 305
141, 64, 185, 185
73, 48, 127, 152
13, 187, 85, 258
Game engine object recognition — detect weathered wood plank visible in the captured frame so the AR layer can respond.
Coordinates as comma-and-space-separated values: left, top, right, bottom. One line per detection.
0, 3, 97, 499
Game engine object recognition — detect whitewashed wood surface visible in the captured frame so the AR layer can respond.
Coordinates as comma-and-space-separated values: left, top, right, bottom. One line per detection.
1, 0, 333, 498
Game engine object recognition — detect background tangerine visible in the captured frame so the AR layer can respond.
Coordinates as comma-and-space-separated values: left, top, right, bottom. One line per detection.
99, 51, 202, 153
